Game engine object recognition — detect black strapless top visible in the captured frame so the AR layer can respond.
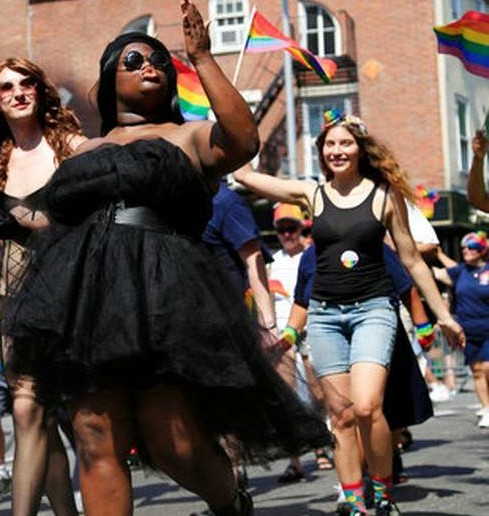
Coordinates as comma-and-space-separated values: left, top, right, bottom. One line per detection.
0, 188, 46, 244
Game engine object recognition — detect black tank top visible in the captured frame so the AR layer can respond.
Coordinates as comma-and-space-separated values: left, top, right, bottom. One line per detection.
311, 183, 393, 304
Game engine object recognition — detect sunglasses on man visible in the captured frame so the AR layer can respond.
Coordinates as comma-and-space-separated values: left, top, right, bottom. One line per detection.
276, 225, 301, 235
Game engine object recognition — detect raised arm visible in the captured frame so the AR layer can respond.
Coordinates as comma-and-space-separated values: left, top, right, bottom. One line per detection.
181, 0, 259, 175
233, 164, 315, 208
385, 188, 464, 348
467, 129, 489, 212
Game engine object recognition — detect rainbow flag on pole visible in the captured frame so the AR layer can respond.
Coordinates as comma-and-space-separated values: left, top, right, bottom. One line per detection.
434, 10, 489, 79
172, 57, 210, 121
244, 9, 337, 84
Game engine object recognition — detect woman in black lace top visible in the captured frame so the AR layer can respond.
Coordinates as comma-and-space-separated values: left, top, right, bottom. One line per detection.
0, 56, 85, 516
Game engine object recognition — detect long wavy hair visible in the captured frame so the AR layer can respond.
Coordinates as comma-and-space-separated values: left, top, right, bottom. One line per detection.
97, 32, 184, 136
316, 121, 415, 202
0, 57, 83, 191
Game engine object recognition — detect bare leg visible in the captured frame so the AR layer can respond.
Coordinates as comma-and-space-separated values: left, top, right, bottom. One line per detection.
136, 383, 238, 511
320, 373, 363, 485
350, 363, 392, 478
68, 388, 134, 516
9, 380, 47, 516
44, 416, 78, 516
471, 361, 489, 407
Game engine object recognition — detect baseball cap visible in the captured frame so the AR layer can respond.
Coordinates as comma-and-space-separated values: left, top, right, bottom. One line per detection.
273, 203, 303, 226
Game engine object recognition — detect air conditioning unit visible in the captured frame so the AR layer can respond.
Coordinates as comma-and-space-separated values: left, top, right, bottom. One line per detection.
431, 191, 471, 227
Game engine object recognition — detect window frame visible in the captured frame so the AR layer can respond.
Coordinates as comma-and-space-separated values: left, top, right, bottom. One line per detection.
297, 1, 340, 57
455, 95, 470, 177
209, 0, 249, 54
121, 14, 155, 35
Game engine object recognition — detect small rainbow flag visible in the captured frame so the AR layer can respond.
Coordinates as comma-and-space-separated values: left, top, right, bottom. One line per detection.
244, 9, 337, 84
172, 57, 210, 121
434, 10, 489, 79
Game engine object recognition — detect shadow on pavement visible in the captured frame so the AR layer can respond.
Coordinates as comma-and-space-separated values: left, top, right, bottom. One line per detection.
405, 464, 475, 479
408, 438, 451, 451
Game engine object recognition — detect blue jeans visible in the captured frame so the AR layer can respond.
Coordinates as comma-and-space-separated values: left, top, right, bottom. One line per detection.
307, 296, 397, 377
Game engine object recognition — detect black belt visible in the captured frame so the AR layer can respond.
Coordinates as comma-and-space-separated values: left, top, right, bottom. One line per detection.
113, 203, 174, 233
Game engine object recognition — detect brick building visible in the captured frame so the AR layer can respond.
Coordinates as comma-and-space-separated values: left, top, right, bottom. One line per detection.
1, 0, 488, 244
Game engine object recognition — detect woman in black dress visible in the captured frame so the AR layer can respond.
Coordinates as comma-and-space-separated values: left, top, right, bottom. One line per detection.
3, 2, 331, 515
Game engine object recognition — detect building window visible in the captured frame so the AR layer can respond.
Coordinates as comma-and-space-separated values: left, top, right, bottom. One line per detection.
298, 2, 338, 56
121, 15, 154, 35
451, 0, 462, 19
456, 97, 470, 175
476, 0, 488, 13
209, 0, 248, 54
302, 96, 353, 179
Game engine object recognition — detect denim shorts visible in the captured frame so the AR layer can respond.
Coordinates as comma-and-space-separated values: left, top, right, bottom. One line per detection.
307, 296, 398, 377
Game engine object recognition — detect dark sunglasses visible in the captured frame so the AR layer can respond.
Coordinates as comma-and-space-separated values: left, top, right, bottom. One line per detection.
461, 242, 485, 251
122, 50, 170, 72
276, 225, 301, 234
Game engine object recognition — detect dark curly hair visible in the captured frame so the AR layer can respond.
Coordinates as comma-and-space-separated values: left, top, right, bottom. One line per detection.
97, 32, 184, 136
0, 57, 83, 191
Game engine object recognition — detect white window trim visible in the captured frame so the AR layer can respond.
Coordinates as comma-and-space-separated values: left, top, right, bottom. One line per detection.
455, 95, 470, 176
297, 2, 341, 57
209, 0, 249, 54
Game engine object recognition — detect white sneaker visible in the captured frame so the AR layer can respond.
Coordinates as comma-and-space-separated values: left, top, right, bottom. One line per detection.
476, 406, 489, 418
74, 490, 84, 513
429, 383, 450, 402
478, 412, 489, 428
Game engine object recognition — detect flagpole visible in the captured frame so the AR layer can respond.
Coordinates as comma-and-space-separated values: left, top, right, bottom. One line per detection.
282, 0, 298, 179
232, 6, 257, 86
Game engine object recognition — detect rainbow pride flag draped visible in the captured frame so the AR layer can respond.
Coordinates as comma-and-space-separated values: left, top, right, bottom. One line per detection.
172, 57, 210, 121
434, 10, 489, 79
245, 9, 337, 84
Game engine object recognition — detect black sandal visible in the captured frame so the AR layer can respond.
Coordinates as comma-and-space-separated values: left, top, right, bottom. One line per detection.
277, 464, 305, 483
315, 449, 334, 470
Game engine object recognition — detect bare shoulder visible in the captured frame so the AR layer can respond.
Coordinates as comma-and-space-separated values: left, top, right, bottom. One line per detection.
68, 134, 88, 153
303, 180, 321, 202
73, 137, 107, 156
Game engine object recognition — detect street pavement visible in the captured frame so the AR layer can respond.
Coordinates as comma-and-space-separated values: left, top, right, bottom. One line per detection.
0, 379, 487, 515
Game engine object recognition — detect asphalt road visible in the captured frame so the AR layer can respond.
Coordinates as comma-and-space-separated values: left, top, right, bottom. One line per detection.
0, 379, 487, 515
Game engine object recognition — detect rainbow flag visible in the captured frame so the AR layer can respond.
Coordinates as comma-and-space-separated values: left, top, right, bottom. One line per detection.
434, 10, 489, 79
244, 9, 337, 84
172, 57, 210, 121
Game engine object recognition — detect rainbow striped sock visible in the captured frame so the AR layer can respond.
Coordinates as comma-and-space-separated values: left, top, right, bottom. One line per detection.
370, 473, 393, 503
341, 480, 367, 513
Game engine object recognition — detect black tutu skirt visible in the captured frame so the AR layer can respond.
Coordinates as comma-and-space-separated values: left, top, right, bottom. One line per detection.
3, 138, 332, 462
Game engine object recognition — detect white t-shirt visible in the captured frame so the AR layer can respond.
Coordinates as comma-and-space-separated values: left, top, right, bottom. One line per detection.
405, 200, 439, 245
269, 249, 303, 331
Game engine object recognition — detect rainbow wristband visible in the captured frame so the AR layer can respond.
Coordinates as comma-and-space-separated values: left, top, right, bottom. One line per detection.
280, 325, 299, 350
416, 322, 435, 350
